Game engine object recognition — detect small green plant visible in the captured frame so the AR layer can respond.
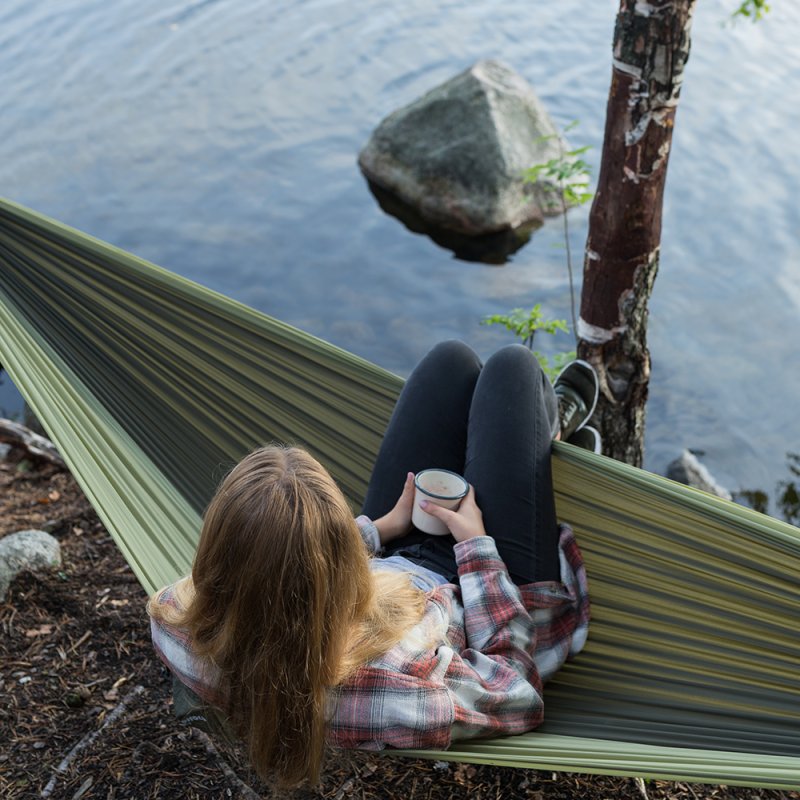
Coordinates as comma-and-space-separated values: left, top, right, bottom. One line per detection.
732, 0, 771, 22
481, 122, 591, 377
481, 305, 575, 380
524, 125, 594, 213
523, 121, 594, 339
734, 452, 800, 526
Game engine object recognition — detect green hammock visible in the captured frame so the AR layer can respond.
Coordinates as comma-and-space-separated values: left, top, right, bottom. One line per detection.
1, 198, 798, 790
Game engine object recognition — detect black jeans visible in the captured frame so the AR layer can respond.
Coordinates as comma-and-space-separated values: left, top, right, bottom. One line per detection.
361, 341, 560, 585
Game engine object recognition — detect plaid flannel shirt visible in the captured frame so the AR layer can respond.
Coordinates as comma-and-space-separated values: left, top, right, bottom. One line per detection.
150, 521, 589, 751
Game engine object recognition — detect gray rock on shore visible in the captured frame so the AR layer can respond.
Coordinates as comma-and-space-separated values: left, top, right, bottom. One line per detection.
0, 529, 62, 601
666, 450, 732, 501
359, 59, 579, 236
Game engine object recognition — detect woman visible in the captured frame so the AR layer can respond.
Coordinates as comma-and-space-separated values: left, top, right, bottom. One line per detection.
148, 341, 590, 787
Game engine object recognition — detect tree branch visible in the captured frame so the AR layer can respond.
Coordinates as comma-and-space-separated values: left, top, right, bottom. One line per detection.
190, 728, 261, 800
0, 418, 65, 469
40, 685, 146, 798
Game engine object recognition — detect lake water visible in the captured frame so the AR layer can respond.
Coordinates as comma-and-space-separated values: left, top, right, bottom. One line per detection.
1, 0, 798, 509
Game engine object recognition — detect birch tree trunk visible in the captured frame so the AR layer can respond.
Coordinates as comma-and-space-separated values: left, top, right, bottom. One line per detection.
578, 0, 696, 466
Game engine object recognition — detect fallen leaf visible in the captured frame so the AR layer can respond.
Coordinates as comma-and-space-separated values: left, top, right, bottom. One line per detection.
453, 764, 477, 784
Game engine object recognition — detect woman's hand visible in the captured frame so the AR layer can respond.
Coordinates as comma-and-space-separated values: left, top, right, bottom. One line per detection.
420, 485, 486, 543
372, 472, 415, 546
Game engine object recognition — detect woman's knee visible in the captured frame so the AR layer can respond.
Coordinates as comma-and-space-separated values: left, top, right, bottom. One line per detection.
419, 340, 482, 374
483, 343, 543, 380
480, 345, 555, 418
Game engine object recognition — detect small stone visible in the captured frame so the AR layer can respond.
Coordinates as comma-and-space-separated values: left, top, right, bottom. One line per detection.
0, 529, 62, 601
64, 686, 91, 708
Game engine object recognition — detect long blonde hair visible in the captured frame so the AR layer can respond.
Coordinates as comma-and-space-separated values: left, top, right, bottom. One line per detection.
148, 445, 424, 786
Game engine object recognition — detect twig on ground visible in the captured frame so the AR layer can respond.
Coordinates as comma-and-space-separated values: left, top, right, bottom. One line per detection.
71, 776, 93, 799
40, 684, 146, 798
333, 777, 355, 800
191, 727, 262, 800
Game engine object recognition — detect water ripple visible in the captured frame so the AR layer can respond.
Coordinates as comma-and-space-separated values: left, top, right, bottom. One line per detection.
0, 0, 797, 500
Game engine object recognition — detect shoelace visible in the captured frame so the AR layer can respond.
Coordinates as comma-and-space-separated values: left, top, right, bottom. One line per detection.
556, 387, 587, 441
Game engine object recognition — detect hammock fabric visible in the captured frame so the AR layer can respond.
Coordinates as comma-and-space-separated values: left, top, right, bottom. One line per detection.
1, 198, 798, 790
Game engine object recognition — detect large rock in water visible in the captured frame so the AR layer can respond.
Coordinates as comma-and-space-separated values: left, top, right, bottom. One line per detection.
359, 60, 571, 237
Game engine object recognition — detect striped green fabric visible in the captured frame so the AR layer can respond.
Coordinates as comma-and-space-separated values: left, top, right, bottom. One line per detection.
1, 198, 798, 789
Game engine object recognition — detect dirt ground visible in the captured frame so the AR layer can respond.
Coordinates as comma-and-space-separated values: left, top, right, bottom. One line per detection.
1, 455, 797, 800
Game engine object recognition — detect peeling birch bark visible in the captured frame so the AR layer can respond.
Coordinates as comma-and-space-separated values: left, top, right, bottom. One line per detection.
578, 0, 696, 466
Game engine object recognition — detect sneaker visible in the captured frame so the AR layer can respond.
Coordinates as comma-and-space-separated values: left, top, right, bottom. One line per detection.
544, 379, 561, 440
553, 360, 599, 441
567, 425, 602, 454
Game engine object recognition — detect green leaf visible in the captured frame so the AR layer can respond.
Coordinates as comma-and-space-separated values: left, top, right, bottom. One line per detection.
566, 145, 592, 157
533, 348, 577, 381
482, 305, 571, 351
732, 0, 770, 22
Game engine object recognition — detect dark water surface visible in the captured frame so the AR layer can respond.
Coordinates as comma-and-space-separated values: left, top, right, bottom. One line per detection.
1, 0, 799, 505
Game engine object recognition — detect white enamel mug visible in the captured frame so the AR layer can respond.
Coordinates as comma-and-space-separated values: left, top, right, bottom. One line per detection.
411, 469, 469, 535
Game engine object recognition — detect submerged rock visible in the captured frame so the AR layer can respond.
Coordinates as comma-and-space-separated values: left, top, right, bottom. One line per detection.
0, 529, 62, 601
365, 180, 539, 264
359, 59, 575, 237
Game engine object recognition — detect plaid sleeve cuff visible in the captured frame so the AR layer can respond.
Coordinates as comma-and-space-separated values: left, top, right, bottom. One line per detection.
454, 535, 506, 575
355, 515, 381, 554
